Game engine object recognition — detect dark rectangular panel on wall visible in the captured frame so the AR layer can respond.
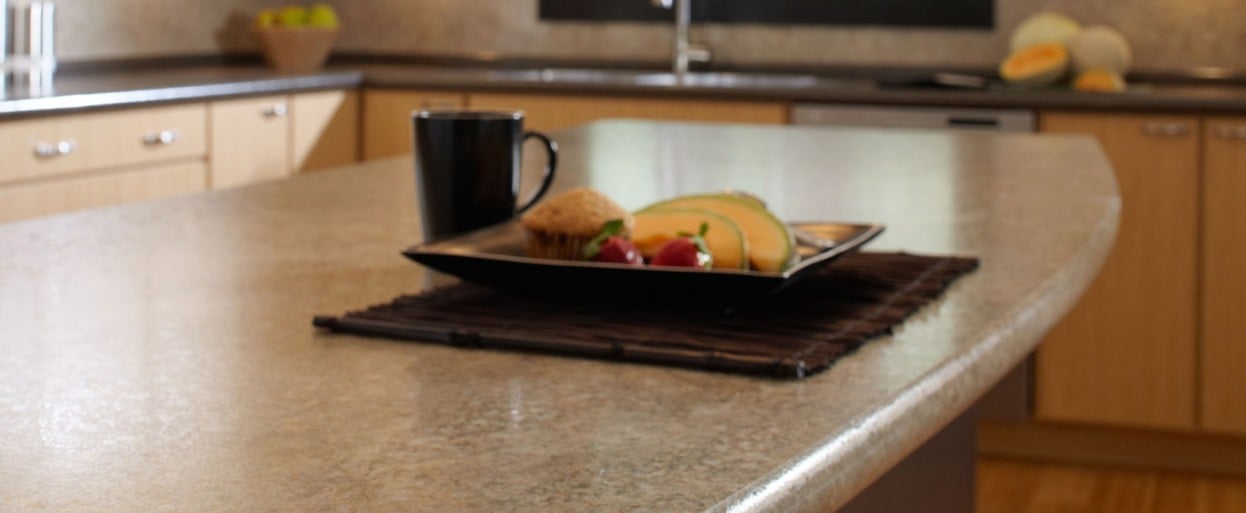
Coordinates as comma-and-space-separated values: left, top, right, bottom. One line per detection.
538, 1, 673, 22
538, 0, 994, 28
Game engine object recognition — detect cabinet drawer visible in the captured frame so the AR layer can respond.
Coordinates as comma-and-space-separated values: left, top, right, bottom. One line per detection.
0, 160, 207, 223
0, 103, 207, 185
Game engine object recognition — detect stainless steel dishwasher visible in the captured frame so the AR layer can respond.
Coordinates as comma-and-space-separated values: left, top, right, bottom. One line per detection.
791, 103, 1036, 132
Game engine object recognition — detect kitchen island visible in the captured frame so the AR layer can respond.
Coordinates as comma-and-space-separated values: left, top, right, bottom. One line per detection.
0, 120, 1119, 512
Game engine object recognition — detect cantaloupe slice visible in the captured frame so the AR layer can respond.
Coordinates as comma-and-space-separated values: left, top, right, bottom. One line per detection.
1000, 42, 1070, 87
639, 194, 796, 272
632, 208, 749, 270
1073, 69, 1126, 92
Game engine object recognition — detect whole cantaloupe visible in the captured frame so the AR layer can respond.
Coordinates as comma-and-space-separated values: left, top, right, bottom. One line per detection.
1000, 42, 1071, 87
1069, 26, 1132, 74
1010, 12, 1081, 52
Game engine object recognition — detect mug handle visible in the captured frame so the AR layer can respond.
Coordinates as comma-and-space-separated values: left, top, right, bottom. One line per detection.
515, 131, 558, 214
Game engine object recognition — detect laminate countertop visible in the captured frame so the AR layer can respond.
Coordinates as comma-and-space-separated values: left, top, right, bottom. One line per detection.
0, 120, 1118, 512
6, 61, 1246, 119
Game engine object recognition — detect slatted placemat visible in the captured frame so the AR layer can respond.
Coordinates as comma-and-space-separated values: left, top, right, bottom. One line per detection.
314, 252, 979, 378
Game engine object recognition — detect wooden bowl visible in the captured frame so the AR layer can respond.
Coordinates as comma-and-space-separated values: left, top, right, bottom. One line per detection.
254, 27, 339, 73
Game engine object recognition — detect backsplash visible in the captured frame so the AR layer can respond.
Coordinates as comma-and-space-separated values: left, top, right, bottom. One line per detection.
53, 0, 1246, 72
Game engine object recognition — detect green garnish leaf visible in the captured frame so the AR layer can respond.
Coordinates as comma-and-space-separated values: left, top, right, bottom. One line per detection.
582, 219, 625, 260
690, 222, 712, 257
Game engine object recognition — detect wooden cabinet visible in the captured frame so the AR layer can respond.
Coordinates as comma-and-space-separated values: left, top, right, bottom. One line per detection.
1200, 117, 1246, 435
210, 95, 292, 190
360, 89, 786, 160
0, 88, 359, 223
467, 92, 788, 133
0, 103, 206, 185
0, 104, 209, 223
1035, 111, 1200, 430
209, 90, 359, 190
0, 161, 206, 223
292, 90, 359, 172
362, 89, 467, 160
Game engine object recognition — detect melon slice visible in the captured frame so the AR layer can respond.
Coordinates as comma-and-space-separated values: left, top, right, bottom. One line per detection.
632, 208, 749, 270
1074, 69, 1126, 92
639, 194, 796, 272
1000, 42, 1070, 87
1010, 11, 1081, 53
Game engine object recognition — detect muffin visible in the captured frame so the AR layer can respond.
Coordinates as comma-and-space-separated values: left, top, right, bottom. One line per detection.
521, 187, 633, 260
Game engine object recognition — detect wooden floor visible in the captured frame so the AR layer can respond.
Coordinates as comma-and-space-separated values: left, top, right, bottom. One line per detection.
978, 458, 1246, 513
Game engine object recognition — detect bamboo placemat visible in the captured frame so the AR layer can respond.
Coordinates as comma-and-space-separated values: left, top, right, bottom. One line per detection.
314, 252, 978, 378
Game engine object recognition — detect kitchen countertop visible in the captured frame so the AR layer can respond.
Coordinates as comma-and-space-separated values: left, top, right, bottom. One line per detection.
0, 66, 362, 118
358, 63, 1246, 113
7, 58, 1246, 119
0, 120, 1120, 512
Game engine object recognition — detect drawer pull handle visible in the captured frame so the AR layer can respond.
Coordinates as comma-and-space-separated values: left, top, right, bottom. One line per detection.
261, 103, 288, 118
33, 139, 77, 159
1213, 125, 1246, 140
1141, 122, 1192, 137
142, 129, 180, 146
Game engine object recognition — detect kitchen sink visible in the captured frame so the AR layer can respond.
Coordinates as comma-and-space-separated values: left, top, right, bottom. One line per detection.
484, 68, 653, 84
632, 71, 822, 89
482, 68, 844, 90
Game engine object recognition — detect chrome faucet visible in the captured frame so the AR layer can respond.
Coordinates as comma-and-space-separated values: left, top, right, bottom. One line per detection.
651, 0, 710, 75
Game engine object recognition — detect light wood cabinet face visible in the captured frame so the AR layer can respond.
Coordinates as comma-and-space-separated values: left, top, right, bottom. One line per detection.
362, 89, 467, 160
292, 90, 360, 172
466, 92, 788, 133
0, 104, 206, 185
0, 88, 362, 223
209, 95, 292, 190
1200, 116, 1246, 435
1035, 111, 1200, 430
0, 160, 206, 223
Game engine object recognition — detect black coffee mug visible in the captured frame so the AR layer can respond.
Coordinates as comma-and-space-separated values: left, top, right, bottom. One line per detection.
413, 109, 557, 241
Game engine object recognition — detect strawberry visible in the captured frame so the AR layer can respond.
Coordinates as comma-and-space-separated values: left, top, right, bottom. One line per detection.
594, 236, 644, 266
649, 223, 712, 269
581, 219, 642, 266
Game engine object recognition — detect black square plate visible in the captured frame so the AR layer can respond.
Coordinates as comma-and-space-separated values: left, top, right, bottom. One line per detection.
403, 221, 884, 307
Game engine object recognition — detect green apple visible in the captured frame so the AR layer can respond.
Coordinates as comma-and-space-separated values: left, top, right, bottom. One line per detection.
307, 4, 340, 28
277, 5, 309, 27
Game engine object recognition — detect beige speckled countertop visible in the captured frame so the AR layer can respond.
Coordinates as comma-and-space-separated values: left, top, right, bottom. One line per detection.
0, 121, 1119, 512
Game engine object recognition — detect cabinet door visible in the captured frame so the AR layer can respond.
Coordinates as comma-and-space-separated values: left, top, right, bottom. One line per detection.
1201, 117, 1246, 434
1035, 112, 1199, 430
0, 160, 206, 223
362, 89, 466, 160
467, 92, 788, 133
291, 90, 359, 172
210, 95, 291, 190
